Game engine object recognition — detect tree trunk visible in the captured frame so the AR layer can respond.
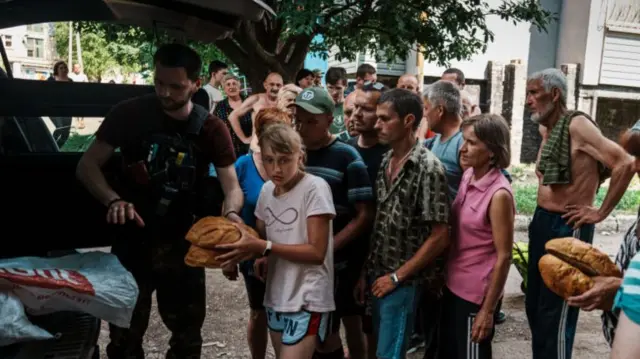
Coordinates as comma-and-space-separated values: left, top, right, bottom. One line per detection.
215, 20, 312, 95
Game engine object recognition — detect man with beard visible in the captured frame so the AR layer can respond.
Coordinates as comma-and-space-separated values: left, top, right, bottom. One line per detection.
294, 86, 375, 359
228, 72, 283, 145
525, 68, 635, 359
348, 82, 390, 359
76, 43, 244, 359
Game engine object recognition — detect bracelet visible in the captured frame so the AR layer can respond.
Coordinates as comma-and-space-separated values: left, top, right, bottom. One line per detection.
107, 198, 124, 208
224, 210, 239, 218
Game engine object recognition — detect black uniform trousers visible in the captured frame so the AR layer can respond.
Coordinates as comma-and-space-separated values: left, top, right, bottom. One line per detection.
106, 223, 206, 359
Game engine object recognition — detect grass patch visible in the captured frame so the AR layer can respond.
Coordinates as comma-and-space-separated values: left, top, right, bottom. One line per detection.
514, 184, 640, 215
60, 134, 95, 152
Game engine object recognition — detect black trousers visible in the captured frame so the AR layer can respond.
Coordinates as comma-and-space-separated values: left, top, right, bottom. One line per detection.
438, 288, 494, 359
106, 227, 206, 359
525, 207, 594, 359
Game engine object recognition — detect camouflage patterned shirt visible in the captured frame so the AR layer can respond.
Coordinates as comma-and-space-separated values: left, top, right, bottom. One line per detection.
366, 141, 450, 289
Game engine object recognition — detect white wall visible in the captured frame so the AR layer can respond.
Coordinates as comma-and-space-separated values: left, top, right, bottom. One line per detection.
423, 0, 532, 80
556, 0, 592, 69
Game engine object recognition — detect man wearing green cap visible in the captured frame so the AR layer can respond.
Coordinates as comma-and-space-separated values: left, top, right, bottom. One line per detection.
294, 87, 375, 359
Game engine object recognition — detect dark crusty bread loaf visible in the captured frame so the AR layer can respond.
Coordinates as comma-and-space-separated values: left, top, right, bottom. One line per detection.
545, 237, 621, 278
539, 254, 594, 299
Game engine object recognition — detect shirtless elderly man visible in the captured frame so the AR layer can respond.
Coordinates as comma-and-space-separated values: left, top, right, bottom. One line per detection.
525, 68, 636, 359
228, 72, 283, 145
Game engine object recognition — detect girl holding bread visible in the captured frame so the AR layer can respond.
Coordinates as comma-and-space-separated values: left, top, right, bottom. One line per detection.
438, 114, 516, 359
216, 123, 336, 359
231, 108, 293, 359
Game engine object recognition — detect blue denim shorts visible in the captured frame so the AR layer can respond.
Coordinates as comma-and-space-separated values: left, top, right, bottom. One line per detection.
265, 308, 330, 345
371, 281, 419, 359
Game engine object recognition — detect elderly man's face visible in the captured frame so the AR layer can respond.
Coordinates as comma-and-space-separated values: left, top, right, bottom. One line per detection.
526, 79, 556, 125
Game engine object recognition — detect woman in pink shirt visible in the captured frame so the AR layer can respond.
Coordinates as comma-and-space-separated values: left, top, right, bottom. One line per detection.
438, 114, 515, 359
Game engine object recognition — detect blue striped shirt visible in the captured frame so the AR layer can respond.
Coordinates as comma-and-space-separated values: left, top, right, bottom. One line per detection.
306, 139, 374, 259
615, 252, 640, 325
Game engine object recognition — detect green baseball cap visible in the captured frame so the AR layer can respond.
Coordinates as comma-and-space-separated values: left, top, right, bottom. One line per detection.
295, 87, 335, 115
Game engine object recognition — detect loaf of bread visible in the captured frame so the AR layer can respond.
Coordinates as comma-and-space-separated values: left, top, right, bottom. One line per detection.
539, 254, 595, 299
184, 216, 261, 269
185, 245, 224, 268
185, 216, 259, 249
545, 237, 621, 278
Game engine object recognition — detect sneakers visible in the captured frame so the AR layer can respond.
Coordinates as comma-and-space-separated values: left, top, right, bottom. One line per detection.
406, 334, 426, 354
495, 310, 507, 325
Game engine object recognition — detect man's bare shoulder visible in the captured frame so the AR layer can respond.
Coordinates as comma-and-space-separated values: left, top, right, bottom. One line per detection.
243, 94, 262, 104
568, 115, 600, 142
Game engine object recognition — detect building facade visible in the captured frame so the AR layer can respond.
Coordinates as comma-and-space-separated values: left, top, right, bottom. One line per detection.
0, 23, 55, 80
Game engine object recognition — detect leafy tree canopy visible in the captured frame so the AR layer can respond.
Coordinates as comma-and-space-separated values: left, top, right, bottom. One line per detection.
82, 0, 553, 90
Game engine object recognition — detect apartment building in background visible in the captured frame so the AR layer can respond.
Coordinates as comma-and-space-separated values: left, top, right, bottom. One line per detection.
0, 23, 55, 80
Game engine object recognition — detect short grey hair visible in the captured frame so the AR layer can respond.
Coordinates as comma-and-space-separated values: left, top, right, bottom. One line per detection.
423, 80, 461, 116
528, 68, 567, 104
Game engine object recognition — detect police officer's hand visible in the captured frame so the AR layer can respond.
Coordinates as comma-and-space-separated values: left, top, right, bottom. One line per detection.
107, 200, 145, 227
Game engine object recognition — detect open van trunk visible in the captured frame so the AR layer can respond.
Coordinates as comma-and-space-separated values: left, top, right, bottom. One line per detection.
0, 1, 273, 357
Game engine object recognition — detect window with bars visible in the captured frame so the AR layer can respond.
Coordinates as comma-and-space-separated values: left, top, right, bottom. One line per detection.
26, 38, 44, 58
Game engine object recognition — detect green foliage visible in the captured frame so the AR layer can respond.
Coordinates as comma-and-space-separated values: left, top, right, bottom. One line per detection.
85, 0, 553, 88
513, 184, 640, 215
275, 0, 554, 65
76, 22, 229, 81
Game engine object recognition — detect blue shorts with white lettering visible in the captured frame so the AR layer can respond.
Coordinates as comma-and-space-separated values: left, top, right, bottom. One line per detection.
265, 308, 330, 345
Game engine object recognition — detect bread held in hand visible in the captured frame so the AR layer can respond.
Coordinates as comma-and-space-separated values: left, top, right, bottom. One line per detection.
184, 216, 260, 269
538, 237, 621, 300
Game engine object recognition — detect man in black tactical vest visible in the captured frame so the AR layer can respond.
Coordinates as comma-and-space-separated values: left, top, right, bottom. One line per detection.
76, 43, 244, 359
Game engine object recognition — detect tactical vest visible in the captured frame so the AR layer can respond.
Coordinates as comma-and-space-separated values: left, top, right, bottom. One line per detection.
123, 104, 209, 221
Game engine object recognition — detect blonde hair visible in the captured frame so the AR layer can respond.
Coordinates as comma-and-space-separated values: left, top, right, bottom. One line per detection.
277, 84, 302, 111
254, 108, 293, 139
258, 123, 305, 169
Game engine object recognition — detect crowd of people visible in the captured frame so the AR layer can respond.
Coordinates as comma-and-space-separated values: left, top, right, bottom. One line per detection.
75, 43, 640, 359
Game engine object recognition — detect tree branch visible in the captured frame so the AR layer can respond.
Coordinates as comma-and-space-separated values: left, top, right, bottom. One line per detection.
240, 21, 288, 74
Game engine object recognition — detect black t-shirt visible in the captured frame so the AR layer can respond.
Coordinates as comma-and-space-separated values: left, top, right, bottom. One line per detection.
192, 88, 210, 112
95, 94, 235, 229
347, 137, 390, 195
305, 139, 374, 261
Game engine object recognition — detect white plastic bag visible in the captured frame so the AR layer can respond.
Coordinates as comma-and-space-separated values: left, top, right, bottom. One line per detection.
0, 251, 139, 328
0, 292, 53, 346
